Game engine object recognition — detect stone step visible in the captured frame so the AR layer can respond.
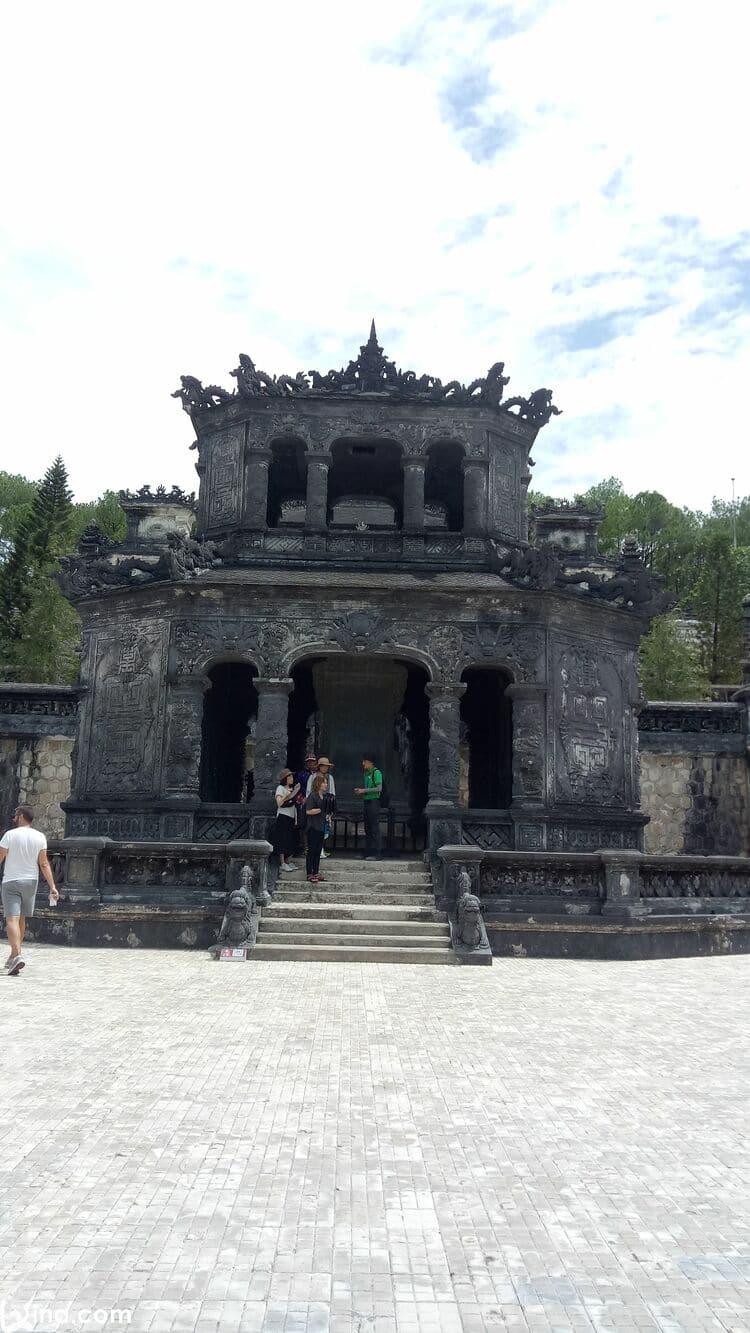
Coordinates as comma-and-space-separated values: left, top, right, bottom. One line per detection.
258, 916, 449, 938
273, 889, 436, 906
251, 942, 456, 964
257, 930, 451, 949
323, 858, 426, 872
265, 902, 446, 923
278, 886, 431, 901
309, 874, 432, 888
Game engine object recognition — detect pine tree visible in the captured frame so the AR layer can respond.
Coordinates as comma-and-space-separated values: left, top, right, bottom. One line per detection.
0, 456, 74, 679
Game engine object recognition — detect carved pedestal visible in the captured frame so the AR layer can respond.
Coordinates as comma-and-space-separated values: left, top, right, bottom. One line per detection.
62, 837, 109, 906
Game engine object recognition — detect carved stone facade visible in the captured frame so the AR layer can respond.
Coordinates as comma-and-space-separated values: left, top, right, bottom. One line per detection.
53, 330, 672, 857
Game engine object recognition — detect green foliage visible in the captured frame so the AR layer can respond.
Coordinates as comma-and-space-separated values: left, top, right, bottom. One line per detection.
691, 527, 750, 683
639, 614, 709, 701
2, 577, 80, 684
0, 470, 38, 557
0, 462, 128, 682
71, 490, 127, 545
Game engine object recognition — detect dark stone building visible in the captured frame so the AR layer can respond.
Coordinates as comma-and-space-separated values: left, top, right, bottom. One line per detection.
58, 326, 671, 869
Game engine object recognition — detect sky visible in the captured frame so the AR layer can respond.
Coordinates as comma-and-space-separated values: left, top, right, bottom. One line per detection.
1, 0, 749, 509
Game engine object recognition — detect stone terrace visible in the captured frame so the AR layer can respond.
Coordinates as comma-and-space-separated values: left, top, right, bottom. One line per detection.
1, 949, 750, 1332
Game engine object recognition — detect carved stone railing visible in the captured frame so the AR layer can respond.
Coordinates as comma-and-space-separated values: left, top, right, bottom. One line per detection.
0, 684, 83, 736
639, 702, 747, 754
639, 702, 745, 734
437, 846, 750, 929
247, 530, 478, 563
46, 837, 273, 914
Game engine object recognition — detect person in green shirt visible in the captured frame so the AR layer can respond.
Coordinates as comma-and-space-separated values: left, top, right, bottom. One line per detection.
355, 754, 383, 860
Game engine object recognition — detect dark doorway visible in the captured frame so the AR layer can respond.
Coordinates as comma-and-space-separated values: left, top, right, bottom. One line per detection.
460, 668, 513, 808
289, 656, 429, 813
200, 663, 258, 802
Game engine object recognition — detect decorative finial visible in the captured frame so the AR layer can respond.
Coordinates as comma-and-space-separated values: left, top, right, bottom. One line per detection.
368, 319, 378, 347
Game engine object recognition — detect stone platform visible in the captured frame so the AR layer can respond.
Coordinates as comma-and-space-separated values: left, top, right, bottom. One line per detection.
2, 948, 750, 1332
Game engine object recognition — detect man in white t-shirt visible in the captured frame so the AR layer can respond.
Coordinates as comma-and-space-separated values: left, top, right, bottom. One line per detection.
0, 805, 58, 976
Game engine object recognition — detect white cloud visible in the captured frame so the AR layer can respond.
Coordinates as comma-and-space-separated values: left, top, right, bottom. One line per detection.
1, 0, 748, 508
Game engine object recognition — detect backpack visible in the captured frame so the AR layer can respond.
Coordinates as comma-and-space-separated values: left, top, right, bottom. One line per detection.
377, 769, 390, 807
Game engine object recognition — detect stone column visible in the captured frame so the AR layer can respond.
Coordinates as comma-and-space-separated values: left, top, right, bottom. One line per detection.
243, 447, 272, 529
462, 459, 488, 535
425, 683, 466, 896
305, 453, 330, 531
506, 683, 547, 805
163, 675, 210, 802
249, 678, 293, 833
402, 456, 426, 532
426, 683, 467, 805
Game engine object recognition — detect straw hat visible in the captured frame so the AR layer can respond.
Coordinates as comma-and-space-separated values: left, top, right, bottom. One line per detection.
317, 756, 334, 767
278, 768, 294, 782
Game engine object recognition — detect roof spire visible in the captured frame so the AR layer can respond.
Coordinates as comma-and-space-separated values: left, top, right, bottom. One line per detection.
368, 318, 378, 347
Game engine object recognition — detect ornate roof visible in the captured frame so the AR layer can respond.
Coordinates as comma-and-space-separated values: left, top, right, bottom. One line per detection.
172, 322, 561, 428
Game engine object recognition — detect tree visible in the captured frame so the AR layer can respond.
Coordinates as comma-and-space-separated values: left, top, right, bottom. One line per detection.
0, 470, 38, 560
639, 613, 708, 700
692, 526, 750, 683
0, 456, 74, 681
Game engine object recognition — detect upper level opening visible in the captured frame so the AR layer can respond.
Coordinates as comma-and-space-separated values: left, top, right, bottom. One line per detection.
425, 440, 464, 532
328, 438, 403, 529
267, 438, 307, 528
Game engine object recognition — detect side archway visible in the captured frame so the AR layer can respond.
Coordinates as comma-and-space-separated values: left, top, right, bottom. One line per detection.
200, 661, 259, 802
460, 666, 513, 808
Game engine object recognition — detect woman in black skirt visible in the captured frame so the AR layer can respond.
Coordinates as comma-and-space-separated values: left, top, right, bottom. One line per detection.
271, 769, 299, 873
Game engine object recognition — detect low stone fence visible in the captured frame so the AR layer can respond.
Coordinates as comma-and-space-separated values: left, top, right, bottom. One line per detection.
29, 837, 273, 950
438, 845, 750, 958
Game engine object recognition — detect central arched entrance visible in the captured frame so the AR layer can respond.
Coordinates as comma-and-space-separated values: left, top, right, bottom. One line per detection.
289, 654, 429, 849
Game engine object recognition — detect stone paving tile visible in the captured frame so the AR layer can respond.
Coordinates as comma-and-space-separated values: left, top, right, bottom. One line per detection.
1, 948, 750, 1332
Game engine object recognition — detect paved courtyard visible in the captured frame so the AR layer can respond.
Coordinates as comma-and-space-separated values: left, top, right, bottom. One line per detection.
1, 948, 750, 1333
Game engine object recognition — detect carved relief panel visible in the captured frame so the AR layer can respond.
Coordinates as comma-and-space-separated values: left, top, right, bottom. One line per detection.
487, 433, 521, 540
552, 637, 627, 807
81, 622, 168, 797
206, 425, 243, 528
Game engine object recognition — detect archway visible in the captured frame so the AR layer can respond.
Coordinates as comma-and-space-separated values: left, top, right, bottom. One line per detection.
289, 654, 429, 816
425, 441, 464, 531
460, 667, 513, 808
200, 662, 258, 802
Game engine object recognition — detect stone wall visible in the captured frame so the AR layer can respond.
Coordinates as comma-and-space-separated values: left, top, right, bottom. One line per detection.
639, 703, 750, 856
0, 686, 81, 837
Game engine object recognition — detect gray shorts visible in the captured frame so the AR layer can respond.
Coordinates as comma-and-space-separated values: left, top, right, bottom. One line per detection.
1, 879, 39, 918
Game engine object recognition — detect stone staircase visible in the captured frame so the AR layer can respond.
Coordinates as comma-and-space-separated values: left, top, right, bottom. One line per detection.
252, 857, 454, 964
